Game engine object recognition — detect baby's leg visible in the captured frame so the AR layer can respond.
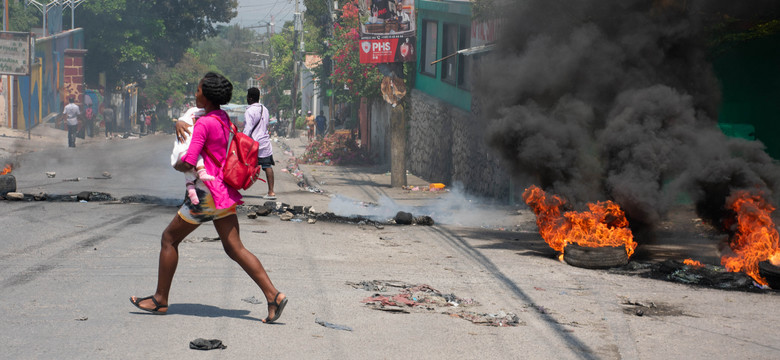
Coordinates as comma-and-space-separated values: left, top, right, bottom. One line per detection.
196, 166, 215, 181
195, 155, 215, 181
186, 181, 199, 205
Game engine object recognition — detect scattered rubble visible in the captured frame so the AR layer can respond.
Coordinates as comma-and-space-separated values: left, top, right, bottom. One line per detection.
608, 260, 765, 291
349, 280, 521, 327
238, 201, 434, 228
619, 297, 689, 317
5, 192, 24, 200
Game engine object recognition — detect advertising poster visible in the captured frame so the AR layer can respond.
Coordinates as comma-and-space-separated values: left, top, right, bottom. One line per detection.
358, 0, 416, 64
0, 32, 32, 76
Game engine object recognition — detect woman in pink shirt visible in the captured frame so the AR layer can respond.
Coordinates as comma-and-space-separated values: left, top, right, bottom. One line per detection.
130, 72, 287, 324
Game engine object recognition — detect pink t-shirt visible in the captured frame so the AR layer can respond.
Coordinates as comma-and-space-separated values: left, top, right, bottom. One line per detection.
182, 109, 243, 209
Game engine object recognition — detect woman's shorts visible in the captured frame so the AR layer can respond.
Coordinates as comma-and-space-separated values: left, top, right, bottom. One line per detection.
178, 185, 236, 224
257, 155, 275, 169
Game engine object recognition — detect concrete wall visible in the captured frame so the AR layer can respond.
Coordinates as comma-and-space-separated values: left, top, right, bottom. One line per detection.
407, 89, 512, 199
5, 28, 86, 130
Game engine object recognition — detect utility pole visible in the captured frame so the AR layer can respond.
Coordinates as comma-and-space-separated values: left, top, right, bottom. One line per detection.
327, 0, 337, 134
3, 0, 9, 129
289, 0, 301, 138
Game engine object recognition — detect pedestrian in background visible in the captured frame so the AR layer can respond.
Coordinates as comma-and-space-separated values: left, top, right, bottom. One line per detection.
62, 97, 80, 148
103, 105, 115, 139
315, 110, 327, 139
84, 94, 95, 137
306, 110, 315, 142
131, 72, 287, 324
243, 87, 276, 200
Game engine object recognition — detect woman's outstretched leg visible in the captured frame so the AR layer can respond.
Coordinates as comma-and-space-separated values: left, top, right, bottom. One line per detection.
214, 215, 286, 322
131, 214, 199, 313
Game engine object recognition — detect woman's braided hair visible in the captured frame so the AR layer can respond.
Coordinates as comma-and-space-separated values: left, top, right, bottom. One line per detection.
200, 72, 233, 106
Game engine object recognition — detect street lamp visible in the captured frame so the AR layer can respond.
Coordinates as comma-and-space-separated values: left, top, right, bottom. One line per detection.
26, 0, 85, 35
64, 0, 87, 30
26, 0, 60, 37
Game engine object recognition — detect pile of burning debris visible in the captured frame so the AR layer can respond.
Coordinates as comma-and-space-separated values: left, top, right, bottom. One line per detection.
240, 201, 435, 227
523, 185, 780, 292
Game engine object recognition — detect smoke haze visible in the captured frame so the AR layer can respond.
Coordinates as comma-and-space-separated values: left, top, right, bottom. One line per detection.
480, 0, 780, 230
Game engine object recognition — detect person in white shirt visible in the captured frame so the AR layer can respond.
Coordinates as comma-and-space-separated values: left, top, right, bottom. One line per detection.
242, 87, 276, 200
62, 97, 81, 147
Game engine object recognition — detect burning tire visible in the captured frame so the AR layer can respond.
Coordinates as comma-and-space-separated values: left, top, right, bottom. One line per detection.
758, 261, 780, 290
0, 174, 16, 196
563, 243, 629, 269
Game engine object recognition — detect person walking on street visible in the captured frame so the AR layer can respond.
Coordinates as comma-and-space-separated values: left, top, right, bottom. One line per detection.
315, 110, 327, 139
62, 97, 80, 148
84, 94, 94, 137
243, 87, 276, 200
305, 110, 315, 142
130, 72, 288, 323
103, 105, 115, 139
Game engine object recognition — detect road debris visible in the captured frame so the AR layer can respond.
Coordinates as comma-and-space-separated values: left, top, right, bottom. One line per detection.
315, 318, 353, 331
352, 280, 520, 327
189, 338, 226, 350
241, 296, 263, 304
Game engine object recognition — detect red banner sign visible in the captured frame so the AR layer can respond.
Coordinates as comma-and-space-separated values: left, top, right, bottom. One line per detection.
359, 36, 415, 64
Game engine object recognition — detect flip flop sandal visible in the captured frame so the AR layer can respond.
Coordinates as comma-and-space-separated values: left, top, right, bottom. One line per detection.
264, 293, 288, 324
130, 295, 168, 315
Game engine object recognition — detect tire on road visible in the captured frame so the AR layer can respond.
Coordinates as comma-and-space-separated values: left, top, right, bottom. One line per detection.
563, 243, 629, 269
0, 174, 16, 195
758, 261, 780, 290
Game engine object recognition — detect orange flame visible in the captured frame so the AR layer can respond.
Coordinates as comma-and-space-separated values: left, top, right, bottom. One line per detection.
522, 185, 637, 258
0, 164, 11, 175
683, 259, 704, 267
721, 190, 780, 285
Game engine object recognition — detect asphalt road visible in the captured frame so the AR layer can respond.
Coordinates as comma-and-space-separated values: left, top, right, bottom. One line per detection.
1, 132, 779, 359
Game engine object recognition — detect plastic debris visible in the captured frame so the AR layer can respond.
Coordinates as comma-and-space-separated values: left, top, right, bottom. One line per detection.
241, 296, 263, 304
429, 183, 445, 190
189, 338, 226, 350
315, 318, 353, 331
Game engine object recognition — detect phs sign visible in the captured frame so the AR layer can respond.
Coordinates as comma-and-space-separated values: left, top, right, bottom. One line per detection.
358, 0, 416, 64
0, 32, 32, 76
359, 36, 415, 64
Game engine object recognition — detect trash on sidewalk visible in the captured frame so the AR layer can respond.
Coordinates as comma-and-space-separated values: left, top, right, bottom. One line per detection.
189, 338, 226, 350
429, 183, 445, 190
315, 318, 353, 331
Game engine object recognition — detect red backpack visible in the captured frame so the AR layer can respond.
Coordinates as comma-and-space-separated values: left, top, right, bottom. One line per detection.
204, 115, 264, 190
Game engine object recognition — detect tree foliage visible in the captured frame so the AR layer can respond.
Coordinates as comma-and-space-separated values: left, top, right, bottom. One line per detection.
260, 21, 296, 121
0, 1, 38, 31
195, 25, 256, 86
326, 0, 383, 105
141, 25, 261, 110
78, 0, 237, 88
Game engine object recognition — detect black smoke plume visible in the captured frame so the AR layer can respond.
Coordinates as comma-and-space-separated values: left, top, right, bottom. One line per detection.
479, 0, 780, 231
